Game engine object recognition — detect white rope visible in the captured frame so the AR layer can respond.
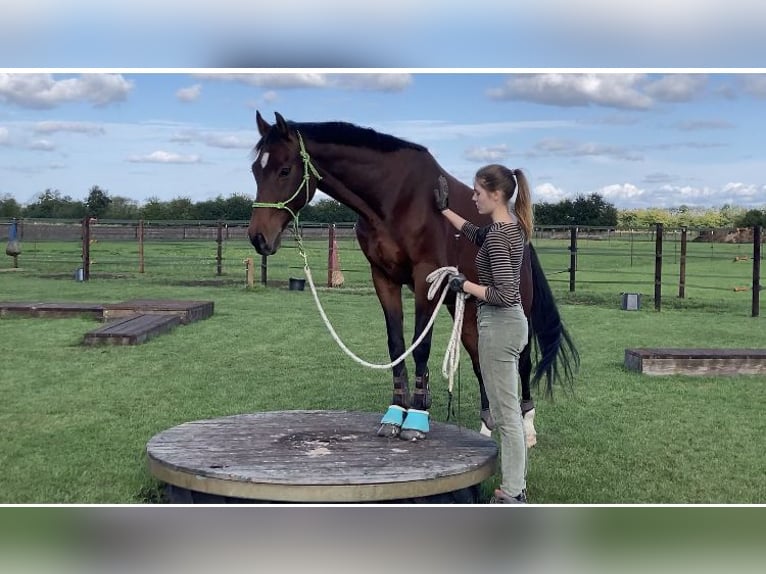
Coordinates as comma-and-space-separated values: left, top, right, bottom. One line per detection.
303, 265, 467, 392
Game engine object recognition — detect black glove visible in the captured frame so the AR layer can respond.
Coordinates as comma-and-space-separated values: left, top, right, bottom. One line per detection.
433, 174, 449, 211
449, 273, 467, 293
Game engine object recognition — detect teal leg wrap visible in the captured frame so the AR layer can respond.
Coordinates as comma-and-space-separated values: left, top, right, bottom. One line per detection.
401, 409, 430, 433
380, 405, 406, 426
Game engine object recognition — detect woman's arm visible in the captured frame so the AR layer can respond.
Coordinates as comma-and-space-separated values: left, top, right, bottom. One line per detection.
440, 208, 467, 232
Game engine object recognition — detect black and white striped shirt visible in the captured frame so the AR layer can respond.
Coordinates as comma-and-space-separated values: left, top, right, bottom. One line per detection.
461, 220, 525, 307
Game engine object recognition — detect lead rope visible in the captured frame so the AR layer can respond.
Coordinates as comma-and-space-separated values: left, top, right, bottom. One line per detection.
302, 264, 467, 394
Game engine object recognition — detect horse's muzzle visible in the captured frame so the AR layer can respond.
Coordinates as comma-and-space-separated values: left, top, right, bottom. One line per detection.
249, 232, 275, 256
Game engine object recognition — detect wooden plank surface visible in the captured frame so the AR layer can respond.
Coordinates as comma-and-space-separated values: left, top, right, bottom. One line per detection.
625, 348, 766, 376
147, 410, 498, 502
84, 313, 181, 345
103, 300, 214, 324
0, 301, 105, 318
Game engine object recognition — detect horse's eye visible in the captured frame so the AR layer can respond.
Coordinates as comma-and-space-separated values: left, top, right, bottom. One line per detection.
279, 167, 291, 178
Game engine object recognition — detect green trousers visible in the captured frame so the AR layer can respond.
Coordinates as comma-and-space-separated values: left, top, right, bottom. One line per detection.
477, 303, 529, 497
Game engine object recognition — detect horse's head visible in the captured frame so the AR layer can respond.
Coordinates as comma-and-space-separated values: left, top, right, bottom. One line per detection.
248, 111, 320, 256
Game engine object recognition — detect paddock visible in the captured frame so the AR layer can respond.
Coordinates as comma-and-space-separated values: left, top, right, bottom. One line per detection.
146, 410, 498, 504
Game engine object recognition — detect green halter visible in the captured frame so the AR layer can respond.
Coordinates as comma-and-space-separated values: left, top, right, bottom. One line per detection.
251, 131, 322, 269
251, 131, 322, 224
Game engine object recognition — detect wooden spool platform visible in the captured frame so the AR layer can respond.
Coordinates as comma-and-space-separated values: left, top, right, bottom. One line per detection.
83, 313, 182, 346
103, 299, 214, 325
146, 410, 498, 504
625, 348, 766, 376
0, 301, 105, 319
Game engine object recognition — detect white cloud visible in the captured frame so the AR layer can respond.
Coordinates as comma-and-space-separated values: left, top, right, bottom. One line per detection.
740, 75, 766, 98
0, 74, 132, 109
644, 74, 707, 102
262, 90, 279, 103
33, 121, 106, 135
28, 139, 55, 151
464, 144, 510, 162
673, 119, 733, 131
487, 74, 653, 110
176, 84, 202, 102
533, 182, 569, 203
532, 138, 643, 161
170, 129, 253, 149
127, 151, 201, 164
0, 126, 9, 145
195, 73, 412, 91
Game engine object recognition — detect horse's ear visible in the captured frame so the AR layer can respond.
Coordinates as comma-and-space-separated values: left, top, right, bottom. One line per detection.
274, 112, 290, 138
256, 110, 271, 137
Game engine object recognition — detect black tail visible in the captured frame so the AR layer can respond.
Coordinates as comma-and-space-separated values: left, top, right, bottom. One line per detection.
528, 243, 580, 398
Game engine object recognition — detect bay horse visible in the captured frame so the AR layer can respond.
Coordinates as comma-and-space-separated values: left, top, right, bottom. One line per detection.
248, 111, 578, 441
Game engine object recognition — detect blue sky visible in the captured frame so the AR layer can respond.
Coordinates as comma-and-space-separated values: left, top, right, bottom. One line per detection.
1, 72, 766, 210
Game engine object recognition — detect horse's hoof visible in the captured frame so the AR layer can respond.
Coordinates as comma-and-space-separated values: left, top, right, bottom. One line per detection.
377, 423, 401, 438
480, 408, 495, 431
400, 408, 429, 441
479, 422, 492, 437
523, 408, 537, 448
399, 428, 427, 442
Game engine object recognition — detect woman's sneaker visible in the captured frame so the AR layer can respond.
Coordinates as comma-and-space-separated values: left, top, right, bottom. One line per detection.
491, 488, 527, 504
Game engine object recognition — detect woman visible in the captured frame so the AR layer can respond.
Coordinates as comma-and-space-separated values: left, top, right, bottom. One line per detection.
434, 165, 532, 504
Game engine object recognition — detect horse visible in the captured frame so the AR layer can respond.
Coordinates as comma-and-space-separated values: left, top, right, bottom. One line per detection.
248, 111, 578, 442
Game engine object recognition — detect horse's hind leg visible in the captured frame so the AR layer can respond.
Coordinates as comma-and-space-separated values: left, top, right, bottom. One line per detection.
519, 326, 537, 448
370, 268, 410, 438
450, 301, 493, 436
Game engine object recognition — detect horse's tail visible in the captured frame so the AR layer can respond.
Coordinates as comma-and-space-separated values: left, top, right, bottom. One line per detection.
528, 243, 580, 398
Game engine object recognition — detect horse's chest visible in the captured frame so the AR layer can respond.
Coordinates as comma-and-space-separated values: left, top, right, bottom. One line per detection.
356, 226, 411, 283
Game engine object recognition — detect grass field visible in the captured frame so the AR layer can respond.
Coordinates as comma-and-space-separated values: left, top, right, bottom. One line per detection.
1, 234, 764, 504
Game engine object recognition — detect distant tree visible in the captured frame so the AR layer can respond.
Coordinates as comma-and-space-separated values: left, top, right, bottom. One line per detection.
194, 196, 227, 220
0, 194, 22, 218
85, 185, 112, 218
166, 197, 195, 220
224, 193, 254, 220
532, 193, 616, 227
735, 209, 766, 228
103, 196, 140, 220
23, 189, 85, 219
301, 198, 356, 223
140, 197, 170, 220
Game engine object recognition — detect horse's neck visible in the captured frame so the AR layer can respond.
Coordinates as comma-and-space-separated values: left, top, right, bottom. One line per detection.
311, 146, 388, 222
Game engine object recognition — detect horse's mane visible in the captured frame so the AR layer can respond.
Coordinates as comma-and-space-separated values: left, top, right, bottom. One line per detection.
256, 121, 427, 154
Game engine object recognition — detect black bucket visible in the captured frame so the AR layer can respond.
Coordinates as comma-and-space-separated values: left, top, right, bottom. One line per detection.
288, 277, 306, 291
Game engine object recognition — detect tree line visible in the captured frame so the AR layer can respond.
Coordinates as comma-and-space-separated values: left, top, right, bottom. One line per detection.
1, 187, 764, 228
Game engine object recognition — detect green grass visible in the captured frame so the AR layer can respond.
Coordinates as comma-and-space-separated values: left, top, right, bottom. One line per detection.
1, 236, 764, 504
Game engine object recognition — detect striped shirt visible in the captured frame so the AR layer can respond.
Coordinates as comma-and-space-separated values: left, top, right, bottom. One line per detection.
461, 220, 526, 307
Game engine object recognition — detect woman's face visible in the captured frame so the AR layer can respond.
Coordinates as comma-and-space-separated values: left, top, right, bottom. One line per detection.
472, 180, 502, 215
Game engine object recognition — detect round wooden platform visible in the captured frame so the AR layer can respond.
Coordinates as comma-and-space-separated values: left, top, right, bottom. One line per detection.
146, 410, 498, 504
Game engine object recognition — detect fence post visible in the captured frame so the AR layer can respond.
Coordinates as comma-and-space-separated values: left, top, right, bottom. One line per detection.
327, 223, 335, 288
654, 222, 663, 311
753, 225, 761, 318
82, 217, 91, 281
260, 254, 268, 286
216, 220, 223, 276
678, 227, 687, 298
244, 257, 254, 288
138, 219, 145, 274
569, 226, 577, 292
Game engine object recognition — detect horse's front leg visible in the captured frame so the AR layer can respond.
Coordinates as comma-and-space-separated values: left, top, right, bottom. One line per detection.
399, 267, 438, 441
371, 267, 410, 438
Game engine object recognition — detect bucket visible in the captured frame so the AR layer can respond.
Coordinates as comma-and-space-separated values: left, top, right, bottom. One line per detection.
74, 267, 84, 282
288, 277, 306, 291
